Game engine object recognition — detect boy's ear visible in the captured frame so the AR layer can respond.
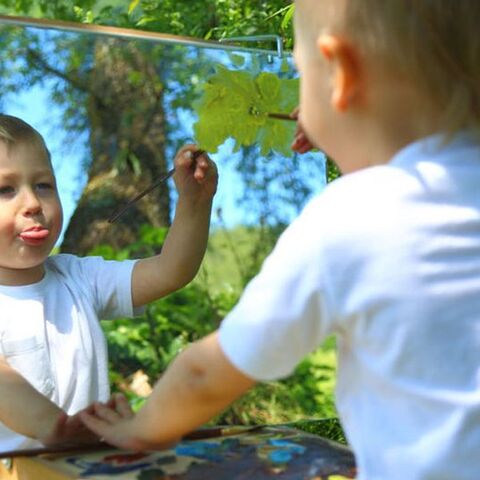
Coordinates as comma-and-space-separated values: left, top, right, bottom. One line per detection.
317, 34, 361, 112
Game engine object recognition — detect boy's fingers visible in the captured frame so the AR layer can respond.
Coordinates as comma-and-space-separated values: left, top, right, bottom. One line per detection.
79, 412, 109, 437
194, 158, 209, 181
109, 392, 123, 407
84, 403, 97, 415
296, 141, 313, 153
113, 394, 134, 419
292, 133, 314, 153
175, 145, 196, 169
194, 153, 217, 183
93, 403, 121, 424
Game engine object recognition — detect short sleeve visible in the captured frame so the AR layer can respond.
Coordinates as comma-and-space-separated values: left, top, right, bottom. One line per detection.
49, 254, 142, 320
219, 199, 336, 381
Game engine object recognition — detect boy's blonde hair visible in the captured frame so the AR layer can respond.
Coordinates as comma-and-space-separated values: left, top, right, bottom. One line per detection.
0, 114, 51, 161
340, 1, 480, 136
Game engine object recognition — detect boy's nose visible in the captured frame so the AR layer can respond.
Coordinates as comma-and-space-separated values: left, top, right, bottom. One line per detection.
22, 190, 42, 216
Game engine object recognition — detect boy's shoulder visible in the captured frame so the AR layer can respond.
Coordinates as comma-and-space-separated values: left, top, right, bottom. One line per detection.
307, 162, 417, 229
302, 132, 480, 261
317, 132, 480, 219
45, 253, 87, 275
45, 254, 116, 279
45, 254, 137, 285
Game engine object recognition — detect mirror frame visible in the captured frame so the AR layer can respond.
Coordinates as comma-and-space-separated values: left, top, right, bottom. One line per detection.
0, 14, 286, 58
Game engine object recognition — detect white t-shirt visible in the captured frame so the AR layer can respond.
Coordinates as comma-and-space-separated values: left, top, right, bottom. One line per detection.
0, 254, 138, 451
220, 132, 480, 480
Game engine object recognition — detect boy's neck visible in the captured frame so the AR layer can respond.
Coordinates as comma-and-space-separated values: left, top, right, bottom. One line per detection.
358, 71, 443, 169
0, 264, 46, 286
336, 63, 444, 173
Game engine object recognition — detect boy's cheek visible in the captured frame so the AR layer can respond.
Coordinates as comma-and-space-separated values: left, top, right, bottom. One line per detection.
0, 218, 16, 238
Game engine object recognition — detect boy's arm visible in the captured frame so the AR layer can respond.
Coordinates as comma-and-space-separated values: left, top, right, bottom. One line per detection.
80, 331, 255, 451
0, 358, 100, 447
131, 146, 217, 307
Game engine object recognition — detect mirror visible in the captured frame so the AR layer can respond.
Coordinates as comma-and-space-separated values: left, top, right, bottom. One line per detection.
0, 17, 340, 457
0, 16, 325, 253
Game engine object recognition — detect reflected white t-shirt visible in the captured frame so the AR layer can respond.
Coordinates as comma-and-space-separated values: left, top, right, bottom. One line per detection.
0, 254, 138, 452
220, 133, 480, 480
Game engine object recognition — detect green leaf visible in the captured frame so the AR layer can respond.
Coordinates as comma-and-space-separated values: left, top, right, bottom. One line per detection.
281, 5, 295, 30
128, 0, 141, 16
228, 53, 246, 67
281, 58, 290, 73
193, 66, 299, 156
256, 72, 280, 101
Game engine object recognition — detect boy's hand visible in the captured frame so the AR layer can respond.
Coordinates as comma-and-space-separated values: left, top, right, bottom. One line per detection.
290, 107, 315, 153
41, 405, 100, 447
41, 393, 132, 448
173, 145, 218, 204
80, 397, 152, 452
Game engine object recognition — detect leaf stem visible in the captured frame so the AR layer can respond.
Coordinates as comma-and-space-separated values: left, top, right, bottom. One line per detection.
267, 112, 296, 121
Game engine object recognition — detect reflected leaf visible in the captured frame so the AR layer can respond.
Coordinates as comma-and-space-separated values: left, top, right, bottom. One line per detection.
193, 66, 298, 156
228, 52, 246, 67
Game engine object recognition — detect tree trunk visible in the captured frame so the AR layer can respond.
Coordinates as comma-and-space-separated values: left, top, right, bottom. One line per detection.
61, 38, 170, 255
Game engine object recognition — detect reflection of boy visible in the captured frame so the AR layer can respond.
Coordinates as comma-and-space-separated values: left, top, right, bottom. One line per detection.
83, 1, 480, 478
0, 114, 217, 451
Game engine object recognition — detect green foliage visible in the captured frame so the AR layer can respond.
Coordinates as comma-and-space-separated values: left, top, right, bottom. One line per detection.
283, 337, 338, 419
92, 225, 236, 392
292, 418, 347, 445
103, 284, 236, 381
91, 225, 224, 365
215, 337, 338, 427
193, 66, 298, 156
327, 158, 342, 183
126, 0, 294, 47
0, 0, 294, 48
90, 224, 339, 441
200, 223, 287, 293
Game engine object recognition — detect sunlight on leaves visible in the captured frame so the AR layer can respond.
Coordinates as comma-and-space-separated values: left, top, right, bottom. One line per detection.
193, 65, 298, 156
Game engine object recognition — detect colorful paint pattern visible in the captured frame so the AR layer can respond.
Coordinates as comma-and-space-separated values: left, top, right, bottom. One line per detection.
32, 426, 356, 479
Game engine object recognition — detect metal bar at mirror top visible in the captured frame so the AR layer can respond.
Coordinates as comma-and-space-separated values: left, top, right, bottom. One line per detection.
0, 15, 287, 58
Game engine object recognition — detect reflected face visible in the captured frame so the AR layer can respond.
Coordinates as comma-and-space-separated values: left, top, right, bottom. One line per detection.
0, 141, 63, 285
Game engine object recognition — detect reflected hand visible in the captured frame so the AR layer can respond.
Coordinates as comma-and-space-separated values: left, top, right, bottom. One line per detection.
174, 145, 218, 203
290, 107, 315, 153
41, 392, 133, 448
80, 395, 150, 452
41, 404, 101, 448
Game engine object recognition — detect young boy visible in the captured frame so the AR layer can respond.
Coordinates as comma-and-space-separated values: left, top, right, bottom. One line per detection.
81, 1, 480, 478
0, 113, 217, 451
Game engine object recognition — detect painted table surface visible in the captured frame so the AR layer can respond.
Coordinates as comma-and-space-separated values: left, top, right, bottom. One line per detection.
0, 426, 356, 480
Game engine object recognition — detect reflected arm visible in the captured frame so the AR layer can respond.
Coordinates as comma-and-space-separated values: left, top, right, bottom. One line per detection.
0, 358, 100, 447
0, 357, 63, 442
131, 146, 217, 307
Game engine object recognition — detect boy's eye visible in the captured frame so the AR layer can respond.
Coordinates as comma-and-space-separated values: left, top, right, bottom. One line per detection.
0, 185, 15, 196
36, 182, 54, 191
